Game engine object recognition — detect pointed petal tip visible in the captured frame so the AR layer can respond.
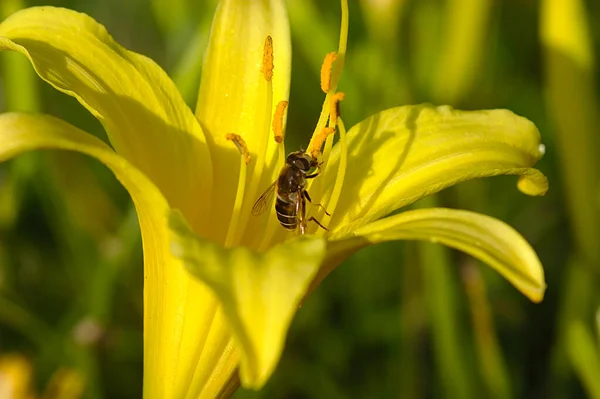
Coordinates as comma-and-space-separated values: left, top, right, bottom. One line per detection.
518, 172, 549, 196
518, 270, 546, 304
331, 208, 547, 305
320, 104, 549, 234
524, 269, 547, 304
528, 286, 546, 303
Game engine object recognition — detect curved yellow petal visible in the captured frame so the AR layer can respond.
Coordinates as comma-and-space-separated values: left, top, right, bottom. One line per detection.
0, 113, 235, 399
0, 6, 212, 235
196, 0, 291, 245
169, 211, 326, 389
321, 105, 548, 236
328, 208, 545, 302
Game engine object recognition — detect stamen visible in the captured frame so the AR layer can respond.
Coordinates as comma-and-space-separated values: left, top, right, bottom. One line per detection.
261, 35, 274, 81
320, 52, 338, 93
329, 92, 345, 126
260, 0, 350, 244
299, 0, 350, 235
225, 133, 251, 165
273, 100, 289, 143
309, 127, 335, 159
307, 0, 349, 154
224, 133, 250, 247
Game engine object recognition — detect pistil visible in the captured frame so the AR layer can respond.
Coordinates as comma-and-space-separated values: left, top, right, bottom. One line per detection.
224, 133, 250, 247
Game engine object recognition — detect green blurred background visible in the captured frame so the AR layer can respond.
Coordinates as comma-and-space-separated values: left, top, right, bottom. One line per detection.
1, 0, 599, 398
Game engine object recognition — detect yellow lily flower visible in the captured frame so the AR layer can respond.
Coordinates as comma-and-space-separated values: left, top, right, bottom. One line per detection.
0, 0, 548, 397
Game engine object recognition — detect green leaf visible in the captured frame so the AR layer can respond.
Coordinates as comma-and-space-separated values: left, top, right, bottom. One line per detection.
568, 322, 600, 399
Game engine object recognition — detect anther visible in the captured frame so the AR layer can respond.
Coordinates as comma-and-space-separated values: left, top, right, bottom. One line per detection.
261, 35, 274, 81
272, 100, 289, 143
225, 133, 251, 165
309, 127, 336, 158
320, 52, 338, 93
330, 92, 345, 125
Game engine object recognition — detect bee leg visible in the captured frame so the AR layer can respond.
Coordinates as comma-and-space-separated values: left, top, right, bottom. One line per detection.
303, 190, 331, 216
307, 163, 324, 178
307, 216, 328, 231
297, 193, 307, 235
299, 221, 307, 235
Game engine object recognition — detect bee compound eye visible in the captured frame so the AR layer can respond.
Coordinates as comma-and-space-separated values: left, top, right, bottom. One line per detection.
295, 158, 311, 170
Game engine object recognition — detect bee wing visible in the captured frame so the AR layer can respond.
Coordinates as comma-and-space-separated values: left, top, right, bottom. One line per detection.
251, 180, 277, 216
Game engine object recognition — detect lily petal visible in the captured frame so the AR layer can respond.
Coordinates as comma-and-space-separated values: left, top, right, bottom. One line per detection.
320, 105, 548, 236
0, 7, 212, 234
169, 211, 326, 388
196, 0, 291, 244
325, 207, 545, 302
0, 113, 234, 398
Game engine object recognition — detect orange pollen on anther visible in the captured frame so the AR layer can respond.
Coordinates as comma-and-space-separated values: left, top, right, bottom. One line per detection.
273, 100, 289, 143
320, 52, 338, 93
262, 35, 274, 81
225, 133, 251, 165
309, 127, 336, 158
330, 92, 346, 125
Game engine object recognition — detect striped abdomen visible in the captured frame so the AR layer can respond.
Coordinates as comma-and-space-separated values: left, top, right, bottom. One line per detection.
275, 197, 298, 230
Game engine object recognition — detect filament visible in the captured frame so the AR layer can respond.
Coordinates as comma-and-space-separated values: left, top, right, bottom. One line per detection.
306, 0, 348, 154
329, 92, 345, 126
317, 117, 348, 236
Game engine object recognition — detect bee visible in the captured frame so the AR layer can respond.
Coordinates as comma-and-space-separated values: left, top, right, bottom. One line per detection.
252, 150, 330, 234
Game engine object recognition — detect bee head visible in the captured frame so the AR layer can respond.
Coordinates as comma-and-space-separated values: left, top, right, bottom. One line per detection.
286, 151, 318, 173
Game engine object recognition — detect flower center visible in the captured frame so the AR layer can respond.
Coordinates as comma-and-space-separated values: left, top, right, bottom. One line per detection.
252, 0, 350, 248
